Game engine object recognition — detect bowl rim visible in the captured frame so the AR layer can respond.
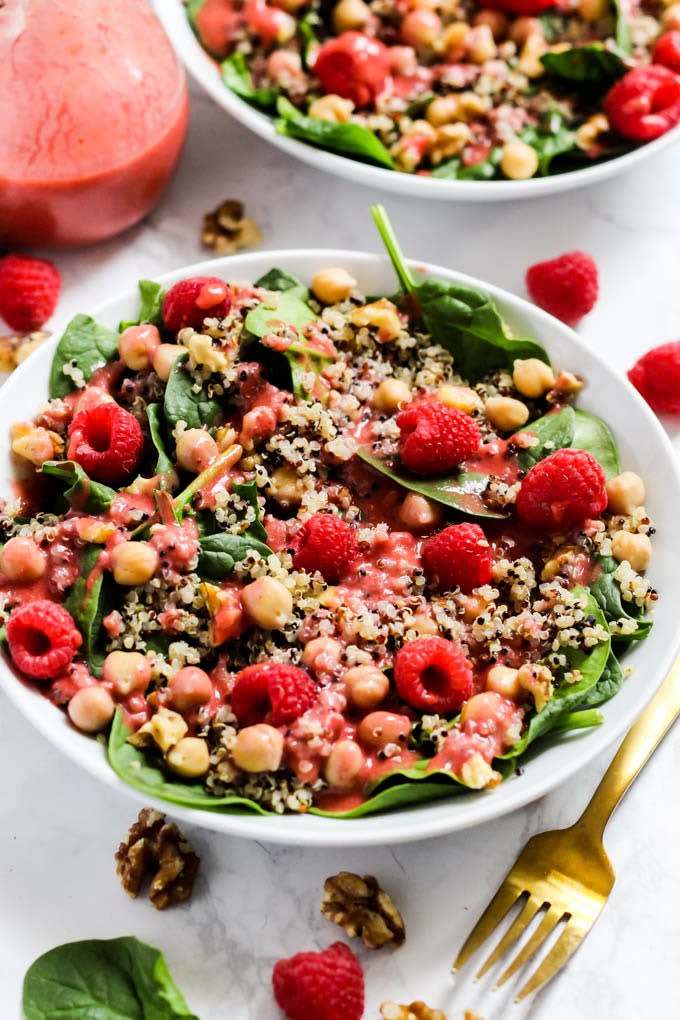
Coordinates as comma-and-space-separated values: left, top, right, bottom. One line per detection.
153, 0, 680, 202
3, 246, 680, 847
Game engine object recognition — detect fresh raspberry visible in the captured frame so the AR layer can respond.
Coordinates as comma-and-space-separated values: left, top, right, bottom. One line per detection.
6, 600, 82, 680
628, 340, 680, 413
313, 32, 391, 108
67, 403, 144, 484
653, 32, 680, 74
516, 448, 607, 531
272, 942, 364, 1020
161, 276, 232, 334
604, 65, 680, 142
423, 523, 493, 593
0, 254, 61, 333
394, 636, 474, 714
525, 251, 598, 327
397, 400, 481, 477
231, 662, 319, 727
292, 514, 359, 582
193, 0, 243, 57
479, 0, 554, 15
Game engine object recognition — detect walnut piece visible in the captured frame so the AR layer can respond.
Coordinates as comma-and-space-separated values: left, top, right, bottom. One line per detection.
115, 808, 200, 910
201, 199, 262, 255
380, 1000, 447, 1020
321, 871, 405, 949
0, 330, 49, 372
463, 1012, 484, 1020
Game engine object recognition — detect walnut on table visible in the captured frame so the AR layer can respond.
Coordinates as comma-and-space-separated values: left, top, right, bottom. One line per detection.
0, 330, 49, 372
380, 1000, 448, 1020
201, 199, 262, 255
115, 807, 200, 910
321, 871, 406, 950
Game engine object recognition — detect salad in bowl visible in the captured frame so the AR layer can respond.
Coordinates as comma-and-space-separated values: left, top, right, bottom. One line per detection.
0, 210, 672, 840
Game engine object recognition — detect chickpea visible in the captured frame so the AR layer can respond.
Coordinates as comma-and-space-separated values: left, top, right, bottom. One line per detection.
401, 8, 442, 50
389, 44, 418, 74
118, 323, 161, 371
373, 377, 412, 413
103, 650, 151, 697
110, 541, 159, 586
168, 666, 213, 712
232, 723, 284, 772
153, 343, 183, 382
606, 472, 645, 515
512, 357, 556, 398
351, 300, 402, 342
460, 690, 506, 726
332, 0, 371, 32
301, 636, 343, 679
324, 739, 365, 788
662, 3, 680, 28
166, 737, 211, 778
466, 23, 496, 62
241, 576, 293, 630
308, 94, 355, 124
578, 0, 607, 19
176, 428, 219, 474
454, 592, 488, 623
484, 395, 529, 431
343, 665, 390, 710
266, 49, 303, 82
311, 267, 357, 304
611, 531, 652, 572
500, 140, 538, 180
74, 386, 115, 415
0, 536, 46, 581
268, 465, 304, 508
68, 686, 115, 733
509, 16, 542, 45
426, 95, 463, 127
486, 664, 521, 700
473, 9, 508, 39
438, 21, 470, 57
12, 426, 55, 466
399, 492, 444, 532
411, 610, 439, 636
437, 384, 481, 413
358, 711, 411, 749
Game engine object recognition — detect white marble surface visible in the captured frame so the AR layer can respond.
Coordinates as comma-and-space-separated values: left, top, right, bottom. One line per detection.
3, 79, 680, 1020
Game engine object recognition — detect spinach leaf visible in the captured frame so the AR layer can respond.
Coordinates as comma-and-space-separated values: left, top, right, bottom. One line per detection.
516, 406, 621, 478
371, 205, 550, 382
356, 446, 508, 519
613, 0, 633, 55
310, 780, 463, 817
63, 545, 111, 675
572, 409, 620, 477
147, 404, 175, 478
22, 936, 198, 1020
255, 267, 309, 302
197, 532, 272, 580
119, 279, 165, 331
221, 51, 279, 110
39, 460, 116, 514
298, 9, 322, 65
233, 479, 269, 542
164, 353, 221, 432
520, 113, 578, 175
275, 98, 395, 169
49, 315, 119, 399
432, 147, 502, 181
541, 44, 628, 89
589, 554, 651, 641
577, 651, 625, 708
245, 291, 318, 338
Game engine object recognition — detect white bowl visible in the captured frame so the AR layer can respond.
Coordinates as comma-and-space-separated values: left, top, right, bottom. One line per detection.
154, 0, 680, 202
2, 248, 680, 846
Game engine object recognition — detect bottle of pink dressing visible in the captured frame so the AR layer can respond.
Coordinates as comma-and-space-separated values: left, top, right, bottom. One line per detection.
0, 0, 189, 248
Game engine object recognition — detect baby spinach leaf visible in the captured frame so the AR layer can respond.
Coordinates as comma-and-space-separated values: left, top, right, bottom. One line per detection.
520, 113, 578, 175
49, 315, 120, 399
298, 9, 322, 65
147, 404, 175, 478
548, 708, 603, 733
164, 353, 221, 432
577, 650, 625, 708
197, 532, 272, 581
22, 936, 199, 1020
572, 409, 621, 478
233, 479, 269, 542
221, 51, 279, 110
311, 777, 466, 817
39, 460, 116, 514
356, 446, 508, 519
119, 279, 165, 331
613, 0, 634, 55
432, 147, 502, 181
245, 291, 318, 338
517, 406, 621, 478
254, 267, 309, 302
540, 45, 628, 89
589, 554, 651, 642
64, 545, 110, 675
275, 98, 395, 169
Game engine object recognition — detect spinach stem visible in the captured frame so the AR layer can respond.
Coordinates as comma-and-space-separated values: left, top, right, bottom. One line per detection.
551, 709, 603, 734
370, 204, 415, 296
173, 443, 242, 516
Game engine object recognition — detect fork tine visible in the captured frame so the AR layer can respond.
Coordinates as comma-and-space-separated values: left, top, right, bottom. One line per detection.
451, 883, 520, 974
475, 894, 542, 979
515, 920, 585, 1001
495, 905, 564, 988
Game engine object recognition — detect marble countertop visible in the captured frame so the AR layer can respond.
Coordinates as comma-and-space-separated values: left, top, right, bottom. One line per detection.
3, 78, 680, 1020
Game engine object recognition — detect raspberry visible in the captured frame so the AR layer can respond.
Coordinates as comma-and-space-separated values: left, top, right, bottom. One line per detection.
397, 400, 481, 477
161, 276, 232, 334
394, 636, 474, 714
231, 661, 318, 727
516, 448, 607, 531
628, 340, 680, 413
272, 942, 364, 1020
0, 254, 61, 333
525, 251, 598, 327
292, 514, 359, 582
6, 600, 82, 680
479, 0, 554, 15
313, 32, 391, 108
67, 403, 145, 484
604, 65, 680, 142
653, 31, 680, 73
423, 523, 493, 593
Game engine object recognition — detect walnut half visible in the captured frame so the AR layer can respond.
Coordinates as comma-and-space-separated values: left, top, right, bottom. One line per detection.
321, 872, 406, 950
380, 1000, 447, 1020
201, 199, 262, 255
115, 808, 200, 910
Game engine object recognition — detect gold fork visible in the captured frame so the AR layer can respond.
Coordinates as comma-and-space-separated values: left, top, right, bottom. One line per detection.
452, 653, 680, 1002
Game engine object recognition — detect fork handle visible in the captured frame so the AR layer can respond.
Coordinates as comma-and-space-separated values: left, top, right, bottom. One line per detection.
577, 654, 680, 840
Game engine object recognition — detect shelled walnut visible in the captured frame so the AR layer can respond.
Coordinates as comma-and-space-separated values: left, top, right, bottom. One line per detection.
0, 330, 49, 372
115, 808, 200, 910
201, 199, 262, 255
380, 1000, 447, 1020
321, 871, 405, 949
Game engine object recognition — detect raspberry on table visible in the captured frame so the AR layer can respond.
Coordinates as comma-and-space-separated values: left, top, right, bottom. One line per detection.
394, 636, 474, 714
604, 65, 680, 141
272, 941, 364, 1020
628, 340, 680, 414
292, 514, 359, 582
67, 403, 145, 484
161, 276, 232, 334
231, 661, 319, 727
7, 600, 82, 680
525, 251, 598, 327
423, 522, 493, 593
0, 254, 61, 333
396, 400, 481, 477
516, 448, 607, 530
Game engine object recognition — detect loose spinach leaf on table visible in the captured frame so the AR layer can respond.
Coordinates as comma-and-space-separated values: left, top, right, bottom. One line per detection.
64, 545, 113, 677
541, 45, 628, 90
197, 532, 272, 581
119, 279, 165, 331
22, 935, 199, 1020
48, 315, 119, 399
221, 51, 279, 110
516, 405, 621, 478
164, 352, 221, 432
147, 403, 175, 478
275, 98, 395, 169
371, 205, 550, 382
520, 112, 578, 175
39, 460, 116, 514
255, 267, 310, 302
